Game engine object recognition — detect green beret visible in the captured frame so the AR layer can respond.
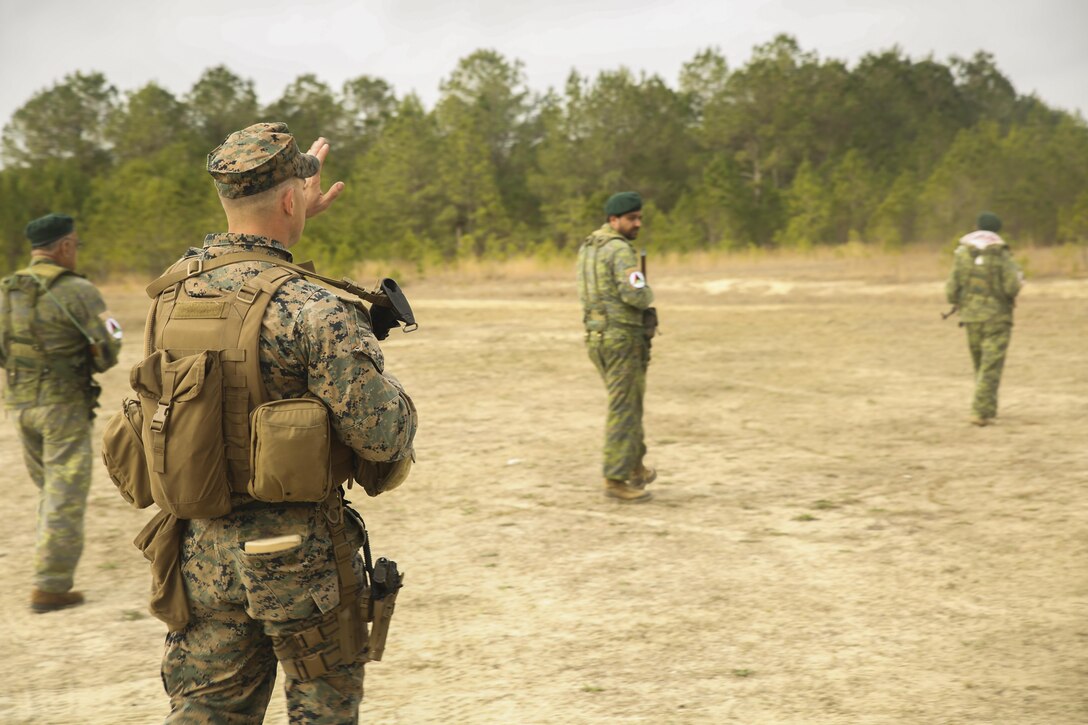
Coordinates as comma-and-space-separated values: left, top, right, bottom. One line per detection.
977, 211, 1002, 232
207, 122, 320, 199
604, 191, 643, 218
25, 213, 74, 248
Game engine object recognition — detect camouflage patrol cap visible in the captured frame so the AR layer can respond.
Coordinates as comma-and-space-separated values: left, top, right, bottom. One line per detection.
207, 122, 319, 198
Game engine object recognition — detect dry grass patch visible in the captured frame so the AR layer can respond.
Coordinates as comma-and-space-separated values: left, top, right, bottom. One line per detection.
344, 241, 1088, 288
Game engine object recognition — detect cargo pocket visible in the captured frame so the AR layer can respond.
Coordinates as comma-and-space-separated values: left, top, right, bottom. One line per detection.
249, 398, 333, 503
102, 398, 154, 508
235, 534, 340, 622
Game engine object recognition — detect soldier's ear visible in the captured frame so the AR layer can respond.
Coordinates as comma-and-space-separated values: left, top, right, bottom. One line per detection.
280, 185, 294, 216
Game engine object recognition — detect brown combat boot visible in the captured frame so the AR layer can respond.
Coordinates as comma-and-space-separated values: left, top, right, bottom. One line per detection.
603, 478, 653, 503
30, 589, 85, 613
628, 463, 657, 489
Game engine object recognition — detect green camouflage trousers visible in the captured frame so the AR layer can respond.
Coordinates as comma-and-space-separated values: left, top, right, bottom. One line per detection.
586, 329, 649, 480
15, 402, 92, 593
964, 321, 1013, 420
163, 504, 368, 724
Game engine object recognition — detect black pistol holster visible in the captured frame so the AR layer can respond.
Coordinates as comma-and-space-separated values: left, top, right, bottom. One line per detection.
367, 555, 403, 661
272, 496, 403, 678
348, 503, 404, 662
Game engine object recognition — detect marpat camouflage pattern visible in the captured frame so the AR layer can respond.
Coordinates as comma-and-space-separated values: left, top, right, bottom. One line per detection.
161, 233, 415, 723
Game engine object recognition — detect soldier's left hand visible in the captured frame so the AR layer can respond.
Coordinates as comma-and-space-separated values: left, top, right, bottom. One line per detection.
303, 137, 345, 218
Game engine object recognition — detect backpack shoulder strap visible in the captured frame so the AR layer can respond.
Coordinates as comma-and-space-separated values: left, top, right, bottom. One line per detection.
144, 261, 302, 491
20, 262, 73, 287
219, 265, 298, 485
145, 253, 281, 298
226, 265, 299, 407
2, 263, 83, 363
145, 253, 387, 306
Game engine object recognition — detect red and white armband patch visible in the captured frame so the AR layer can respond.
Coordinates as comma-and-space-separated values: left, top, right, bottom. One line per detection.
100, 312, 123, 340
626, 270, 647, 289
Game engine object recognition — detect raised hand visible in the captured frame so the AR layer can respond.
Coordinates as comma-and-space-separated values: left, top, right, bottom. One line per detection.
302, 137, 345, 218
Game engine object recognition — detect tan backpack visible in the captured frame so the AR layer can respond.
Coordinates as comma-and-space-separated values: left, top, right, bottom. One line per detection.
103, 253, 414, 665
103, 253, 417, 518
105, 256, 337, 518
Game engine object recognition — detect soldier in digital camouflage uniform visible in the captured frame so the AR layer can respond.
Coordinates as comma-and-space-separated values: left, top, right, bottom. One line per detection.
0, 213, 122, 612
159, 123, 416, 723
946, 211, 1023, 426
578, 192, 658, 503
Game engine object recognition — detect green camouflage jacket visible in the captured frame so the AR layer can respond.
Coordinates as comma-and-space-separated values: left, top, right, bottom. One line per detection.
945, 231, 1023, 324
577, 224, 654, 332
173, 233, 416, 462
0, 258, 121, 408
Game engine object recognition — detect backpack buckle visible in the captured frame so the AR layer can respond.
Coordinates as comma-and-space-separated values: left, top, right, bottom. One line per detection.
186, 259, 204, 276
237, 285, 258, 305
150, 402, 171, 433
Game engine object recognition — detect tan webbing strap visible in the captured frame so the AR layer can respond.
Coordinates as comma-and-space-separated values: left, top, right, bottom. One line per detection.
279, 631, 366, 682
142, 292, 158, 358
231, 266, 296, 405
221, 279, 259, 368
222, 266, 298, 490
150, 369, 178, 474
145, 252, 389, 308
154, 287, 183, 355
283, 617, 341, 652
220, 348, 249, 466
145, 253, 282, 298
161, 281, 178, 303
274, 493, 368, 681
150, 257, 189, 354
145, 255, 304, 492
329, 495, 367, 664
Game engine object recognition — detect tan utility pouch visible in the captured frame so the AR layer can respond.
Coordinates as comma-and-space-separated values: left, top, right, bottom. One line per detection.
248, 398, 334, 503
101, 398, 154, 508
131, 349, 231, 519
133, 510, 190, 631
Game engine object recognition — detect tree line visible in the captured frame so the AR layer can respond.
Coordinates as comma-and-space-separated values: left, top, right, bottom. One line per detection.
2, 35, 1087, 278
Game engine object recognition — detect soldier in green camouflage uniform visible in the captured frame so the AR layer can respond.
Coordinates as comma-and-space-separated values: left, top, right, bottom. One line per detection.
945, 212, 1023, 426
0, 213, 122, 612
159, 123, 416, 724
578, 192, 657, 503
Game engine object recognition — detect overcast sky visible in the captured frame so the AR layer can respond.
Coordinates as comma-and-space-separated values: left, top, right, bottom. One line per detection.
2, 0, 1086, 132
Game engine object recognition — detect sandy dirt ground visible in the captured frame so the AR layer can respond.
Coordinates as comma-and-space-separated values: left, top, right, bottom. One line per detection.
1, 256, 1086, 724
